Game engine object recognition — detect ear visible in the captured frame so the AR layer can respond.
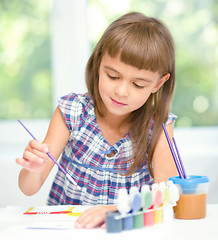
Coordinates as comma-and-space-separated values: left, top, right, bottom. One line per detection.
151, 73, 170, 93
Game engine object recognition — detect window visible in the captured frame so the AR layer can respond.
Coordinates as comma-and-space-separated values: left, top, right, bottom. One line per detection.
0, 0, 52, 119
1, 0, 217, 126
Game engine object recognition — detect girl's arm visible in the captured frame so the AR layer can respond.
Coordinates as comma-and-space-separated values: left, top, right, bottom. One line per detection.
152, 122, 178, 183
16, 107, 70, 196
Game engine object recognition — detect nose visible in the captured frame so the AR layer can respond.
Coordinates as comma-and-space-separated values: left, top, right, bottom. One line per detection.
114, 82, 129, 97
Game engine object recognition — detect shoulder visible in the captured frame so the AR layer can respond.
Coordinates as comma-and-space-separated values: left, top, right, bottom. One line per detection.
148, 112, 177, 138
165, 112, 177, 125
58, 92, 94, 113
58, 92, 92, 107
149, 112, 177, 128
58, 92, 94, 130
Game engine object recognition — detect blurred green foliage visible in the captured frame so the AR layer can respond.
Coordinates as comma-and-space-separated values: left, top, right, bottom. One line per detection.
0, 0, 52, 119
0, 0, 217, 126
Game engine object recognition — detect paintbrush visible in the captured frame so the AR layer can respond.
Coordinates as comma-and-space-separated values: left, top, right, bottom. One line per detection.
18, 120, 81, 189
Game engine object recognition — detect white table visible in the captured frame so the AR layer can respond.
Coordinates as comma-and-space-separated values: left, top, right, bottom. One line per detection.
0, 204, 217, 240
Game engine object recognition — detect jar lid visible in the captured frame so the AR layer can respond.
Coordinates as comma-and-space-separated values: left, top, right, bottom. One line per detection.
168, 175, 209, 194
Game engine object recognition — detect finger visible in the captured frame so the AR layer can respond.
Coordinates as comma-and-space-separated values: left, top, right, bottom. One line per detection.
75, 213, 105, 229
75, 206, 100, 224
101, 223, 106, 229
75, 213, 92, 229
23, 150, 45, 165
75, 208, 97, 228
16, 155, 44, 168
16, 156, 44, 172
75, 205, 117, 229
75, 207, 106, 229
25, 143, 49, 161
16, 157, 29, 167
84, 215, 105, 229
29, 140, 50, 153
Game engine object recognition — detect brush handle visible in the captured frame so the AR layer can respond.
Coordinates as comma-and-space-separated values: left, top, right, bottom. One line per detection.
18, 120, 37, 140
162, 123, 184, 179
173, 137, 187, 178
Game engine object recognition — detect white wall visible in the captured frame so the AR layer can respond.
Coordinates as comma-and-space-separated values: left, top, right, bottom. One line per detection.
51, 0, 89, 106
174, 127, 218, 204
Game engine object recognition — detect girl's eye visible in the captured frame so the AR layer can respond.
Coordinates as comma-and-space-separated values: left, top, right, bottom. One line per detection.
133, 82, 145, 89
107, 73, 119, 80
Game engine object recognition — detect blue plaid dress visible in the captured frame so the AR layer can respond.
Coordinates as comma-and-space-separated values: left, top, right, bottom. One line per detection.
47, 93, 176, 205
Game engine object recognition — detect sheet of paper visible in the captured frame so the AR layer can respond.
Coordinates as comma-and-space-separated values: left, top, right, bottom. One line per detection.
27, 221, 76, 230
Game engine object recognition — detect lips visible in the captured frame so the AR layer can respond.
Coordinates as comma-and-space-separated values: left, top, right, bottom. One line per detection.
111, 98, 127, 106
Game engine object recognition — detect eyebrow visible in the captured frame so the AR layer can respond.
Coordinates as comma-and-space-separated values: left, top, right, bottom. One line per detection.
104, 66, 153, 83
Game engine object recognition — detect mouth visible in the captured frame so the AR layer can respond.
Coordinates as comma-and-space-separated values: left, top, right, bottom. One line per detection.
111, 98, 127, 107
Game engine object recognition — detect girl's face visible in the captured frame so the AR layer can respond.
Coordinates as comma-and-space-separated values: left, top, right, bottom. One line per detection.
98, 53, 169, 118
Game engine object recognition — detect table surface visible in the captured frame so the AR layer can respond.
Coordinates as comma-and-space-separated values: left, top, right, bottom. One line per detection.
0, 204, 217, 240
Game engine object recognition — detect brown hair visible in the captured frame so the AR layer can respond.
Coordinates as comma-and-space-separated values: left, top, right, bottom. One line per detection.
86, 12, 175, 176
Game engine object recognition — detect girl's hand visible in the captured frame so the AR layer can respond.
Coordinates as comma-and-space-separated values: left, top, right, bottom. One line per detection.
16, 139, 50, 173
75, 205, 117, 229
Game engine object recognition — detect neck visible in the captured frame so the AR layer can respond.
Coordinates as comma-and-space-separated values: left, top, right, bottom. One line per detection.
95, 104, 131, 133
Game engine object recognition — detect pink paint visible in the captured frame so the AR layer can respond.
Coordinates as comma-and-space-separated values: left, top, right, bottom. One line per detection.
143, 208, 154, 226
153, 189, 163, 207
151, 184, 163, 224
151, 183, 163, 208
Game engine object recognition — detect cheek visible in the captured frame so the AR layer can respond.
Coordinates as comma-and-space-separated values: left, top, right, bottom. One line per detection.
98, 76, 109, 97
98, 77, 104, 92
132, 93, 151, 109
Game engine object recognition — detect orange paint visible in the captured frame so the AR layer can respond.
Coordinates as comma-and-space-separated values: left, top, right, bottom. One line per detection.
174, 194, 207, 219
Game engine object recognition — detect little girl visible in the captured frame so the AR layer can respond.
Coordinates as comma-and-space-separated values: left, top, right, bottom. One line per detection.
16, 12, 178, 229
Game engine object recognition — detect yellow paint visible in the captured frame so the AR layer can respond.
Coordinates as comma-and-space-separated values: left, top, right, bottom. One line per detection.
65, 206, 82, 217
25, 207, 34, 213
66, 206, 74, 212
66, 212, 82, 217
153, 207, 163, 224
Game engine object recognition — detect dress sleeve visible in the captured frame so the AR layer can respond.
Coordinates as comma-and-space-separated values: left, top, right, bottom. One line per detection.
165, 112, 177, 126
58, 93, 83, 131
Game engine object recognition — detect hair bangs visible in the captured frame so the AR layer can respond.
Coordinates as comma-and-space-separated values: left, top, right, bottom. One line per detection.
105, 23, 172, 75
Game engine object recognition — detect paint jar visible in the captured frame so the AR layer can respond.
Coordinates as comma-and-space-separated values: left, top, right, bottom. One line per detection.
106, 211, 122, 233
153, 207, 163, 224
122, 215, 133, 230
143, 209, 154, 226
133, 210, 144, 229
169, 175, 209, 219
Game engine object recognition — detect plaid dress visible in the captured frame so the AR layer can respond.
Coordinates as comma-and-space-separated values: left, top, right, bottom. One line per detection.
47, 93, 176, 205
